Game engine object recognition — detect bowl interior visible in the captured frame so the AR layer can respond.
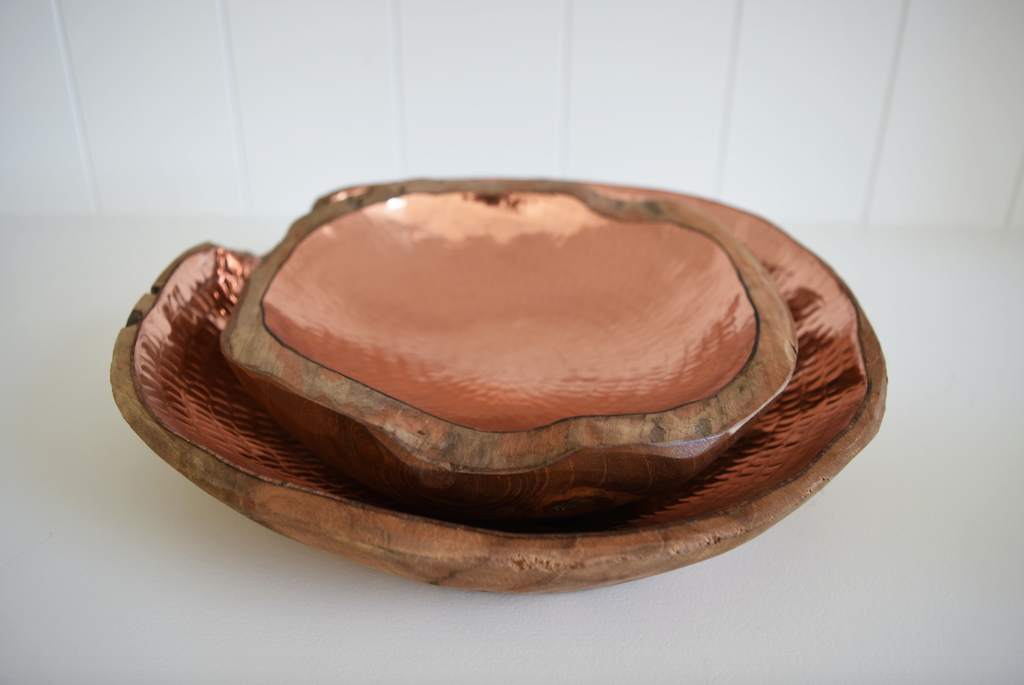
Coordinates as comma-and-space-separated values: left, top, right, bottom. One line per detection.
262, 191, 756, 431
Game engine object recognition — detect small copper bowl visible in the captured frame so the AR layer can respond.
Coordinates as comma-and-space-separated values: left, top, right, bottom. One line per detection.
221, 179, 797, 519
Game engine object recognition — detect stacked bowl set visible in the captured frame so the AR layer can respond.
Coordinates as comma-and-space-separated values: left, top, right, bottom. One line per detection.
112, 179, 886, 593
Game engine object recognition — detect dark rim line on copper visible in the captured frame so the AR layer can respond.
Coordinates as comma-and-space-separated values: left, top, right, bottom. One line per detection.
254, 188, 766, 435
132, 241, 867, 539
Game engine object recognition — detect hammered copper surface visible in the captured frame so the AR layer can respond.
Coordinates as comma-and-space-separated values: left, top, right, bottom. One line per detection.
132, 247, 393, 506
576, 185, 866, 527
131, 191, 867, 533
263, 191, 756, 432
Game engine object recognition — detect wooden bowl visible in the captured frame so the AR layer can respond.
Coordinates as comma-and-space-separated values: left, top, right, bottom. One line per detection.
110, 183, 885, 593
220, 180, 797, 519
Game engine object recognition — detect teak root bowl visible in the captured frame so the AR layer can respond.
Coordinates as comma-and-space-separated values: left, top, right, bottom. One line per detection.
220, 180, 798, 519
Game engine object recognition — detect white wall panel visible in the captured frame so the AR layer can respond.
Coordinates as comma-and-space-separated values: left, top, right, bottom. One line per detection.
0, 0, 93, 214
869, 0, 1024, 227
226, 0, 394, 215
566, 0, 736, 196
720, 0, 903, 224
399, 0, 563, 178
61, 0, 240, 214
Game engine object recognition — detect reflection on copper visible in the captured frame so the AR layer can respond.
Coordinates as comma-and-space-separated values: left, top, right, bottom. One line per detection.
263, 191, 756, 431
131, 186, 867, 532
132, 247, 396, 507
563, 185, 867, 527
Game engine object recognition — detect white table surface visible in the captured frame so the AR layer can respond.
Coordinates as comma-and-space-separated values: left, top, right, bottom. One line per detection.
1, 216, 1021, 684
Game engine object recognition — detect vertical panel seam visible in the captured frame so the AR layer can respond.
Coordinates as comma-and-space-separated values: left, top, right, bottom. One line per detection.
714, 0, 744, 199
555, 0, 573, 178
861, 0, 910, 227
1003, 144, 1024, 229
215, 0, 251, 213
50, 0, 99, 214
387, 0, 407, 179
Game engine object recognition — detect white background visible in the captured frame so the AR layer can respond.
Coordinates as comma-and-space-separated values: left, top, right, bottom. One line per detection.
2, 1, 1023, 682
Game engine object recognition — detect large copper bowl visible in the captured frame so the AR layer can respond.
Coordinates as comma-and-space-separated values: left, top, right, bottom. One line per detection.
111, 182, 884, 593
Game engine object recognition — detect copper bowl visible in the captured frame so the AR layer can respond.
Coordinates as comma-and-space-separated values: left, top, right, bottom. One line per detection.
111, 182, 885, 593
220, 180, 797, 519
